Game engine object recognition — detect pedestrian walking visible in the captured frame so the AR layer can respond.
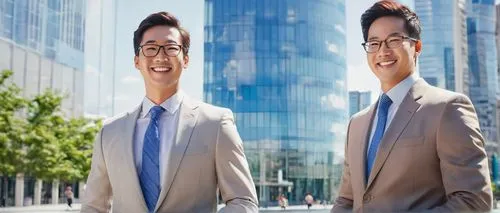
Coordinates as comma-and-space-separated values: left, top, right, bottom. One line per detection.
305, 193, 314, 210
64, 186, 74, 210
278, 194, 288, 210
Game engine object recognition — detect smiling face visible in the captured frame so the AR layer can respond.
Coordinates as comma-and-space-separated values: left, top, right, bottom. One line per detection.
134, 25, 189, 94
366, 16, 418, 92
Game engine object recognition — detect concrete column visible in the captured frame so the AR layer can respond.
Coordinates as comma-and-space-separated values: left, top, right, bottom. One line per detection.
34, 179, 42, 205
51, 180, 59, 204
14, 173, 24, 207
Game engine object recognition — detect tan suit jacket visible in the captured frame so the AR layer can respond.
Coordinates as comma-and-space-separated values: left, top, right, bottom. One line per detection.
81, 97, 258, 213
332, 79, 492, 213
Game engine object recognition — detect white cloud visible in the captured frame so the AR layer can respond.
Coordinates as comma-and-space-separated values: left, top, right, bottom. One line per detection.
330, 122, 346, 134
325, 41, 339, 54
321, 93, 347, 110
330, 122, 348, 161
335, 24, 346, 35
332, 142, 345, 162
335, 80, 345, 88
121, 75, 141, 84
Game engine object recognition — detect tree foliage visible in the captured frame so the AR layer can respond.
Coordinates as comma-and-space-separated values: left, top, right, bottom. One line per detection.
0, 69, 101, 181
0, 70, 28, 176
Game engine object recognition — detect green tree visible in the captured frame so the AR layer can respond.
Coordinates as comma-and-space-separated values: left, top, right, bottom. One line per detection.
0, 70, 28, 175
55, 117, 101, 181
1, 69, 101, 196
23, 89, 70, 181
23, 89, 102, 182
0, 70, 28, 204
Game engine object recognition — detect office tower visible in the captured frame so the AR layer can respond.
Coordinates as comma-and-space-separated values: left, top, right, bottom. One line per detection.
84, 0, 117, 117
467, 0, 498, 153
349, 91, 371, 117
415, 0, 469, 94
204, 0, 348, 204
496, 4, 500, 149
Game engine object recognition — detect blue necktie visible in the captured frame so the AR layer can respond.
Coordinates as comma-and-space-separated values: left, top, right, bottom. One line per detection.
366, 94, 392, 181
139, 106, 165, 212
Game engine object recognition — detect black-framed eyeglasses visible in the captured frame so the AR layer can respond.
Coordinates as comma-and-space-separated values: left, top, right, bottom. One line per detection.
139, 44, 183, 57
361, 35, 418, 53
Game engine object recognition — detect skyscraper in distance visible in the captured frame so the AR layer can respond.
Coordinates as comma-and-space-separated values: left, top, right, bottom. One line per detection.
349, 91, 371, 117
496, 4, 500, 149
84, 0, 117, 117
204, 0, 348, 205
467, 0, 498, 153
415, 0, 469, 94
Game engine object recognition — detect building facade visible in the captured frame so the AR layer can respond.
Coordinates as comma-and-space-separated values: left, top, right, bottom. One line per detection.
349, 91, 371, 117
496, 4, 500, 150
84, 0, 117, 117
0, 0, 86, 207
204, 0, 348, 205
415, 0, 469, 94
467, 0, 498, 153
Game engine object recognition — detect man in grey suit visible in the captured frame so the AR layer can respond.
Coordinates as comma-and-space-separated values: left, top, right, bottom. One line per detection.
331, 1, 492, 212
81, 12, 258, 213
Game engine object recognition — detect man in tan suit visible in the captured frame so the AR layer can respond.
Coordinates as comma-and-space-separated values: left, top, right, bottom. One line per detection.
81, 12, 258, 213
332, 1, 492, 212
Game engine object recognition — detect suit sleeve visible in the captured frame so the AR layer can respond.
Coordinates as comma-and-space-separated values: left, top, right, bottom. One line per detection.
424, 94, 493, 212
215, 109, 259, 213
81, 128, 113, 213
331, 120, 354, 213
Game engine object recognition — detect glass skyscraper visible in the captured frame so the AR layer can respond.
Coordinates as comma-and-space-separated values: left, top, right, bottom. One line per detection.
204, 0, 347, 205
349, 91, 371, 117
496, 4, 500, 147
415, 0, 499, 152
0, 0, 86, 117
84, 0, 117, 117
0, 0, 85, 71
415, 0, 470, 94
467, 0, 498, 149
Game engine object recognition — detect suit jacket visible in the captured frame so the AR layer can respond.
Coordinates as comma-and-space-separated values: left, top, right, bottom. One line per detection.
332, 79, 492, 213
81, 96, 258, 213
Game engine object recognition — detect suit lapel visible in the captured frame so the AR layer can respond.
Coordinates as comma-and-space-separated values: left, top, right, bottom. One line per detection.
353, 105, 376, 190
365, 80, 426, 190
122, 105, 148, 210
155, 97, 199, 211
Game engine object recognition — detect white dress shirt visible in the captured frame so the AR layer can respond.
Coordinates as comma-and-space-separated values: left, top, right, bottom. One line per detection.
134, 91, 184, 186
367, 73, 419, 153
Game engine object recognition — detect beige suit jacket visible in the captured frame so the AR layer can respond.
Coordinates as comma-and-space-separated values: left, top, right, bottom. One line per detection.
81, 97, 258, 213
332, 79, 492, 213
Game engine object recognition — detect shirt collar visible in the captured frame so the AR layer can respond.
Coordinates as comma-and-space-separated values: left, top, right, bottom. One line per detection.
380, 72, 419, 107
140, 90, 184, 118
